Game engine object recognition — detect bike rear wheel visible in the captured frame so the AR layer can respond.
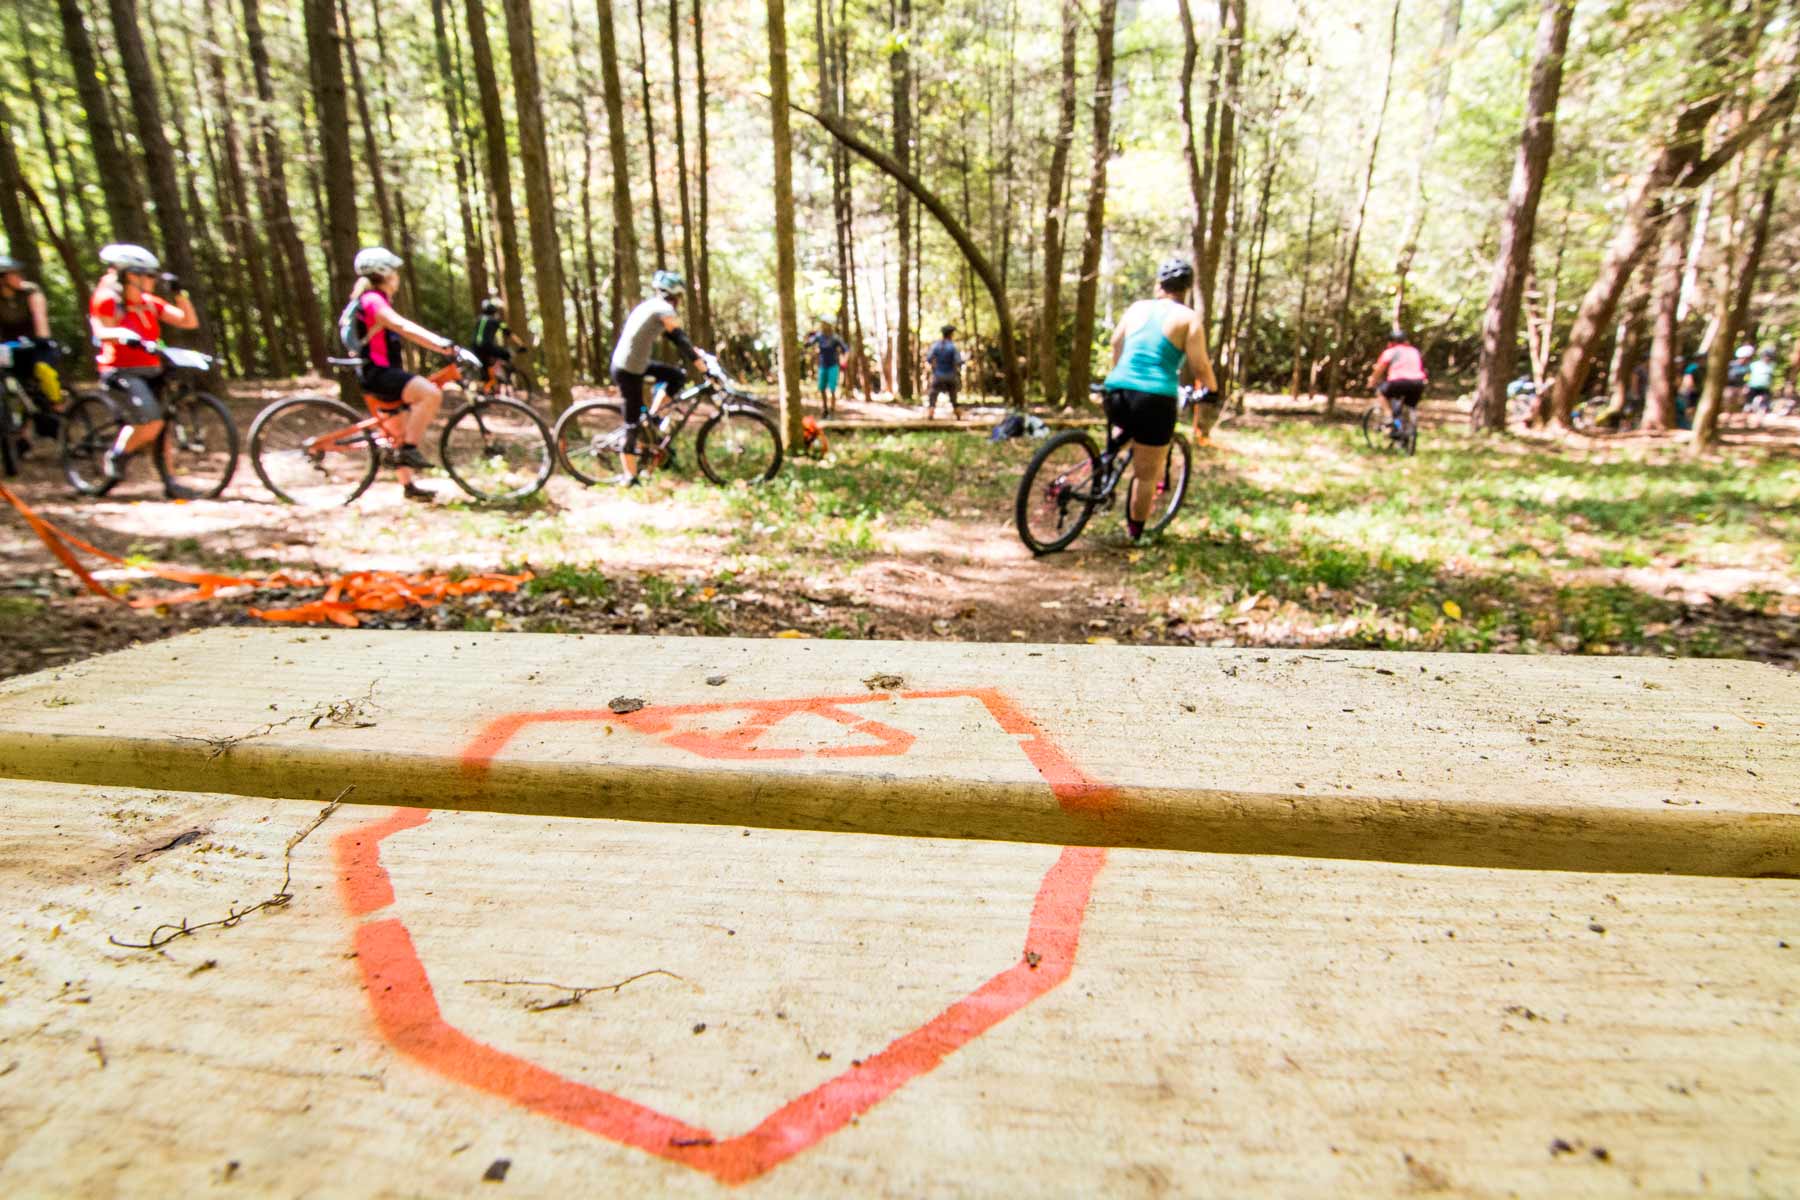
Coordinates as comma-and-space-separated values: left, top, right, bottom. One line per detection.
58, 392, 126, 495
156, 389, 240, 499
696, 407, 783, 485
1126, 433, 1191, 537
0, 379, 21, 477
249, 395, 379, 506
439, 396, 555, 502
554, 401, 630, 485
494, 365, 538, 404
1015, 430, 1103, 555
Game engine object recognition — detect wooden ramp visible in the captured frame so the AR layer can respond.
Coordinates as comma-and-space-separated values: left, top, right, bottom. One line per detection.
0, 630, 1796, 1196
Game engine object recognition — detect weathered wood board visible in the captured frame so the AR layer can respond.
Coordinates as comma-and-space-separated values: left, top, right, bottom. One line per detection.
1, 781, 1795, 1197
0, 629, 1792, 874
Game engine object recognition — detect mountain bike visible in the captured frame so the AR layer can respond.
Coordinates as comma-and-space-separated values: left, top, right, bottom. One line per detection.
1013, 388, 1191, 555
1361, 399, 1418, 455
247, 348, 553, 506
555, 356, 782, 487
58, 343, 239, 499
489, 356, 538, 404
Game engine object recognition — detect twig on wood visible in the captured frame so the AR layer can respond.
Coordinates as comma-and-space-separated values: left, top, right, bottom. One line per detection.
464, 969, 693, 1012
108, 789, 353, 951
174, 684, 381, 760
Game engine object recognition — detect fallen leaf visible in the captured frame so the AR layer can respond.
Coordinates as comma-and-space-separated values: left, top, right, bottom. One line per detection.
1443, 599, 1463, 621
774, 629, 809, 639
1039, 600, 1063, 609
1010, 629, 1027, 639
1086, 635, 1118, 645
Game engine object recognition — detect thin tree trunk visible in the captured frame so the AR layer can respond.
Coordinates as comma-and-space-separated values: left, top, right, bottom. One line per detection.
431, 0, 490, 309
598, 0, 641, 331
827, 0, 853, 388
57, 0, 150, 245
691, 0, 713, 347
1175, 0, 1206, 299
767, 0, 803, 445
1239, 128, 1276, 395
0, 92, 41, 282
1692, 167, 1743, 453
1393, 0, 1462, 324
671, 0, 700, 340
1727, 110, 1791, 344
302, 0, 360, 306
569, 0, 602, 374
1471, 0, 1572, 431
1063, 0, 1118, 408
634, 0, 668, 267
1289, 153, 1320, 397
369, 3, 421, 310
15, 173, 89, 302
1323, 0, 1399, 410
890, 0, 913, 403
500, 0, 576, 411
17, 39, 75, 270
1199, 0, 1243, 341
1641, 198, 1693, 431
243, 0, 327, 369
339, 0, 395, 250
467, 0, 530, 328
1038, 0, 1078, 405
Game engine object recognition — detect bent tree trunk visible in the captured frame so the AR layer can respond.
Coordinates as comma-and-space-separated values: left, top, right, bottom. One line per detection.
1471, 0, 1573, 431
796, 105, 1026, 411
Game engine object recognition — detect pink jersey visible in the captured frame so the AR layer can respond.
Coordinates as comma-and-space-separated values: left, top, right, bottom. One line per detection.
1377, 343, 1427, 382
358, 289, 398, 367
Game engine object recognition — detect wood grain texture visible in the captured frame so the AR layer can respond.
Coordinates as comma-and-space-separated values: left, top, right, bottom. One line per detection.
1, 782, 1794, 1196
0, 629, 1793, 875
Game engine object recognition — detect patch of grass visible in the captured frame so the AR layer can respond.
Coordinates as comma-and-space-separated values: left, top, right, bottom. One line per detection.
0, 595, 46, 623
524, 563, 613, 601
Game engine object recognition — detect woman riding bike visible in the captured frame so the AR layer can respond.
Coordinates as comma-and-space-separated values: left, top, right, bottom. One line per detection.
1100, 257, 1216, 542
87, 243, 199, 493
339, 246, 460, 501
609, 269, 711, 485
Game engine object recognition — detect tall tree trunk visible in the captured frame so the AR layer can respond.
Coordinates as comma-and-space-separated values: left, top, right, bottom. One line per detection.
466, 0, 529, 328
1289, 153, 1320, 397
1239, 128, 1276, 395
890, 0, 913, 403
1038, 0, 1078, 405
0, 92, 42, 282
634, 0, 668, 267
302, 0, 360, 306
1175, 0, 1206, 300
1063, 0, 1118, 408
691, 0, 713, 347
569, 0, 602, 374
369, 3, 421, 310
1393, 0, 1462, 323
243, 0, 327, 369
1322, 0, 1399, 410
1727, 110, 1791, 343
1641, 197, 1693, 431
339, 0, 396, 250
671, 0, 699, 332
767, 0, 803, 445
1199, 0, 1243, 340
14, 173, 90, 302
108, 0, 207, 349
598, 0, 641, 332
1691, 166, 1743, 454
57, 0, 150, 246
16, 42, 68, 277
431, 0, 490, 309
825, 0, 853, 385
500, 0, 576, 411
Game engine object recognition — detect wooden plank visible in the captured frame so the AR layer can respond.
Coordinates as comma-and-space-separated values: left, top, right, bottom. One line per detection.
1, 781, 1794, 1196
0, 629, 1793, 875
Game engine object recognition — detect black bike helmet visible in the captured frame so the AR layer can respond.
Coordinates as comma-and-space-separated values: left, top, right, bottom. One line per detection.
1157, 257, 1194, 291
1388, 327, 1407, 343
481, 296, 502, 316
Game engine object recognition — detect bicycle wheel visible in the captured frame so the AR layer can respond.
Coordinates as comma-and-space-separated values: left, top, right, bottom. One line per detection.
1401, 415, 1419, 456
156, 389, 240, 499
439, 396, 555, 502
0, 379, 21, 477
248, 395, 379, 506
58, 392, 126, 495
554, 401, 629, 485
697, 407, 783, 485
1127, 433, 1191, 537
495, 364, 538, 403
1360, 405, 1388, 451
1014, 430, 1103, 555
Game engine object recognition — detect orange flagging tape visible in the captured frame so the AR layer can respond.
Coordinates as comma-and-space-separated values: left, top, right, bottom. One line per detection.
0, 483, 530, 627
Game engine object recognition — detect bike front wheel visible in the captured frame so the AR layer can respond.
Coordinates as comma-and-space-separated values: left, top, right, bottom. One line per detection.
156, 389, 240, 499
439, 396, 555, 502
1360, 405, 1389, 451
58, 392, 126, 495
1126, 433, 1191, 537
1015, 429, 1103, 555
0, 379, 22, 478
696, 407, 783, 485
554, 401, 630, 485
249, 395, 379, 507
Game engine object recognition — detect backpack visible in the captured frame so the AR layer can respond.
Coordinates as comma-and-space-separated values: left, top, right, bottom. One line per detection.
988, 413, 1027, 442
337, 296, 368, 358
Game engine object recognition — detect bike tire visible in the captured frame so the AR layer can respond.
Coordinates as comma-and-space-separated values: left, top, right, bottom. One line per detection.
554, 401, 629, 485
1128, 433, 1191, 537
1014, 429, 1102, 555
1360, 406, 1386, 451
248, 395, 379, 507
155, 389, 240, 500
439, 396, 555, 502
58, 392, 126, 495
0, 379, 19, 478
696, 407, 783, 485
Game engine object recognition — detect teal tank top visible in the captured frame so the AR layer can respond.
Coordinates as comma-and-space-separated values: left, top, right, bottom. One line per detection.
1102, 300, 1184, 397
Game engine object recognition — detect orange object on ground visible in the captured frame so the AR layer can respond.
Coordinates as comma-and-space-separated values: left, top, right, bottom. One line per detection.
0, 483, 529, 627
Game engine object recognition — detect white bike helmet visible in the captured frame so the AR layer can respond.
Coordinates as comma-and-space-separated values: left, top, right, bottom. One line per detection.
354, 246, 404, 277
1736, 344, 1755, 359
100, 243, 161, 274
652, 269, 686, 297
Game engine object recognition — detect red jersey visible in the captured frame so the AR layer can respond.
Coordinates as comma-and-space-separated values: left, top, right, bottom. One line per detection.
90, 286, 183, 370
1376, 343, 1427, 383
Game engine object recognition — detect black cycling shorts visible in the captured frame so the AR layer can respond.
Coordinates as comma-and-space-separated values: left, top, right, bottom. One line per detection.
1379, 379, 1426, 406
613, 362, 686, 424
1102, 387, 1178, 449
360, 365, 418, 409
101, 368, 165, 423
476, 345, 513, 367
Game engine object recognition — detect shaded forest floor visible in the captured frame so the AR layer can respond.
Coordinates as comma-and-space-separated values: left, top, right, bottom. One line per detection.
2, 387, 1797, 679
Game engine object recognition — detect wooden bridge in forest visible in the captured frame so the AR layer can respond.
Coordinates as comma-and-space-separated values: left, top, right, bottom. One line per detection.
0, 629, 1794, 1195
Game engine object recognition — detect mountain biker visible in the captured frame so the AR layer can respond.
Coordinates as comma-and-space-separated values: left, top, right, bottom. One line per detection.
1369, 327, 1428, 434
1100, 256, 1216, 543
470, 296, 519, 382
804, 318, 848, 415
0, 254, 61, 444
340, 245, 459, 501
87, 243, 199, 493
1745, 347, 1776, 413
922, 325, 964, 419
610, 269, 709, 485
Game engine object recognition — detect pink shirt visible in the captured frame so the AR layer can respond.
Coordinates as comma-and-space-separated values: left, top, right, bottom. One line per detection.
1377, 343, 1427, 382
358, 289, 398, 367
